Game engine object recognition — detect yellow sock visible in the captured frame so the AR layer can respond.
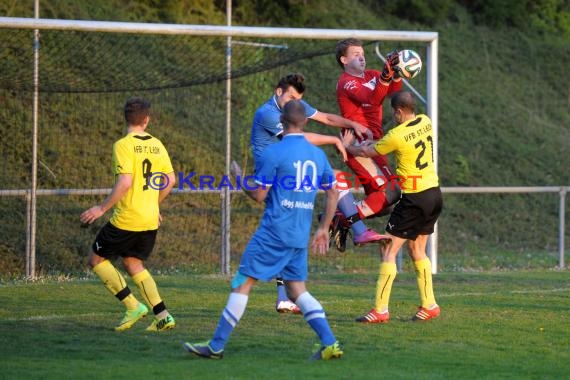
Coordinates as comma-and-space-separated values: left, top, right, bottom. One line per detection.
132, 269, 164, 314
92, 260, 138, 310
374, 262, 398, 312
414, 257, 436, 308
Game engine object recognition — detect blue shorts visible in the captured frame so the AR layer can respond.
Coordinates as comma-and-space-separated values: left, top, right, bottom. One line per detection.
236, 234, 308, 283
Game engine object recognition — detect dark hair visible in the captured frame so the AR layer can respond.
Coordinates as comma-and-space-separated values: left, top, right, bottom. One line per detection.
335, 38, 363, 68
276, 73, 306, 94
391, 91, 416, 112
124, 97, 151, 125
281, 99, 307, 128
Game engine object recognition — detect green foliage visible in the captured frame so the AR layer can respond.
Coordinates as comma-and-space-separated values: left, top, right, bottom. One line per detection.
451, 154, 471, 185
0, 0, 33, 17
0, 0, 227, 24
356, 0, 570, 37
457, 0, 570, 37
151, 0, 227, 24
0, 1, 569, 276
229, 0, 308, 26
361, 0, 456, 26
457, 0, 529, 29
528, 0, 570, 37
2, 0, 569, 38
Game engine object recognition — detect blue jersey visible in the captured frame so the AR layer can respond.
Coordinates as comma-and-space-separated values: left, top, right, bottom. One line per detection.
253, 134, 336, 248
250, 95, 317, 166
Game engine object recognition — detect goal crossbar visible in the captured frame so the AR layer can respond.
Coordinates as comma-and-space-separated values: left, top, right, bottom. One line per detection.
0, 16, 439, 275
0, 17, 438, 41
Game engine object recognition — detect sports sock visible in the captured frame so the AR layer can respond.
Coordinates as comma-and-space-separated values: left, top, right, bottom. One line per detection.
92, 260, 139, 310
296, 291, 336, 346
358, 191, 389, 218
210, 293, 248, 352
337, 189, 366, 235
414, 258, 437, 308
132, 269, 167, 316
275, 278, 289, 302
374, 262, 398, 312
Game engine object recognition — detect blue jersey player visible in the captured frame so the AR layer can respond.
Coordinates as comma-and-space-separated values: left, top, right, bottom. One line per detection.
251, 73, 388, 313
183, 99, 343, 361
252, 82, 340, 163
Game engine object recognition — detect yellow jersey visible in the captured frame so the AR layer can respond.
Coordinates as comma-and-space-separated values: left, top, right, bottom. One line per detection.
374, 114, 439, 193
110, 132, 174, 231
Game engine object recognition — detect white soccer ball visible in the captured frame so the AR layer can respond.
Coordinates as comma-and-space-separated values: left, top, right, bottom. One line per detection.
395, 49, 422, 79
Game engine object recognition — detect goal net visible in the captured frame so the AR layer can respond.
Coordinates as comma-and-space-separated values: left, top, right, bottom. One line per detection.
0, 17, 437, 277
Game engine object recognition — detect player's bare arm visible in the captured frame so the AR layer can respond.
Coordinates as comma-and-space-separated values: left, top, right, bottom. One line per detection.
158, 171, 176, 203
243, 184, 270, 203
80, 173, 133, 225
230, 160, 270, 203
311, 186, 339, 256
341, 131, 378, 158
304, 132, 348, 162
156, 171, 176, 227
311, 111, 370, 140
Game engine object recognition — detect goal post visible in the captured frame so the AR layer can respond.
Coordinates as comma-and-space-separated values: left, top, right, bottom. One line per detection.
0, 16, 439, 276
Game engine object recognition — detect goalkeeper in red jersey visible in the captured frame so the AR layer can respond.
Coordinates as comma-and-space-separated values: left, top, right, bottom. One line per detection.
335, 38, 402, 224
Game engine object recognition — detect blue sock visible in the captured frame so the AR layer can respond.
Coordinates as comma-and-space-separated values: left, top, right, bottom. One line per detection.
210, 293, 248, 351
296, 291, 336, 346
337, 190, 366, 235
276, 278, 289, 302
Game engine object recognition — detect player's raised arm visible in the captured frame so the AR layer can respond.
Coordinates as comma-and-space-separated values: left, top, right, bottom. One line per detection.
311, 185, 339, 255
340, 131, 379, 159
304, 132, 348, 162
310, 111, 370, 140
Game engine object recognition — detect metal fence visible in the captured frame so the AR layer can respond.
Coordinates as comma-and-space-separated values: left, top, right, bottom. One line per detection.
1, 17, 567, 279
1, 185, 567, 277
0, 16, 440, 279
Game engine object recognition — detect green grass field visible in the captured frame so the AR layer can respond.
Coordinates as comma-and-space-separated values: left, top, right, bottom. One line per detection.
1, 270, 569, 379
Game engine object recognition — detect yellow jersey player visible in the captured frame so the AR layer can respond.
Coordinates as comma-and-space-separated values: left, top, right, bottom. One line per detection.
80, 97, 177, 332
342, 91, 443, 323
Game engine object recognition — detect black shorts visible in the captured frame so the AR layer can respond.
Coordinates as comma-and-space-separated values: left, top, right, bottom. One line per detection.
386, 186, 442, 241
92, 222, 158, 261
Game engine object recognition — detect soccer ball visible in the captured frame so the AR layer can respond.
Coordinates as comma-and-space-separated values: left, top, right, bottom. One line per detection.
395, 49, 422, 79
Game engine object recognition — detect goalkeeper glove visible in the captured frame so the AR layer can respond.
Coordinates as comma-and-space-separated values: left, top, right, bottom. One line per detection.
380, 49, 399, 83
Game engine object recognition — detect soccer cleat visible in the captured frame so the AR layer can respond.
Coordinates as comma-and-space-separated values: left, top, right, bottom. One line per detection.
319, 211, 351, 252
311, 341, 344, 360
412, 305, 440, 321
353, 229, 390, 246
332, 223, 351, 252
183, 341, 224, 359
114, 303, 148, 332
328, 211, 352, 252
276, 300, 302, 314
355, 309, 390, 323
145, 314, 176, 332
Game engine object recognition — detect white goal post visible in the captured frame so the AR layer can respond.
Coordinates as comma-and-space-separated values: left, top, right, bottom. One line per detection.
0, 16, 439, 275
